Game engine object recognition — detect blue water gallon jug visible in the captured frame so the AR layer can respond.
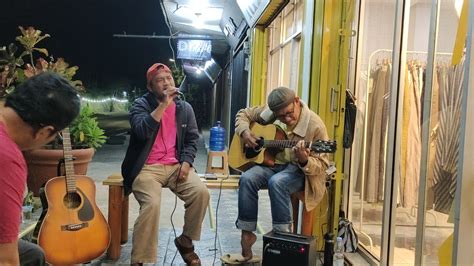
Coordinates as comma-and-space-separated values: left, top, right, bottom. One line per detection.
209, 121, 226, 151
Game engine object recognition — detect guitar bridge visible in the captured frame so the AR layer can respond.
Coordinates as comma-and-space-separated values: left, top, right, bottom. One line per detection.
61, 222, 89, 231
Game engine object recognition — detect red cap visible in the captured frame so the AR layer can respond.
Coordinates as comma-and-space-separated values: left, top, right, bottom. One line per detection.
146, 63, 171, 83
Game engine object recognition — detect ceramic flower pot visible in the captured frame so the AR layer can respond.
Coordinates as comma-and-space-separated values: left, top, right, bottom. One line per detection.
23, 147, 95, 196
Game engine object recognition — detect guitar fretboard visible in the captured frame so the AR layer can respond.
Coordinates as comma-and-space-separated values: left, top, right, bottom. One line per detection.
262, 139, 336, 153
62, 128, 77, 193
263, 140, 311, 149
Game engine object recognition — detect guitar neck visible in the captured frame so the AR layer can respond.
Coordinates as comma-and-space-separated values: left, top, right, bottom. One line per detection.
262, 140, 311, 149
62, 128, 77, 193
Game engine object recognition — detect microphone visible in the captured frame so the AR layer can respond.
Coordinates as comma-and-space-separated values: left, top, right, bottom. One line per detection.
174, 89, 185, 100
166, 88, 184, 98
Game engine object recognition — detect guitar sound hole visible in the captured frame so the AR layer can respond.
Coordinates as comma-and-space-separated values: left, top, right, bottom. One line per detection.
63, 192, 81, 209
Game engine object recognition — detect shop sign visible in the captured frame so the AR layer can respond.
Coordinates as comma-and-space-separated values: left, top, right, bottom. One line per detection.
177, 39, 212, 61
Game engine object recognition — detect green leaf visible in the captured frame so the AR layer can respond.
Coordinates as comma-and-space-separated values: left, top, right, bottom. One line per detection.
69, 105, 107, 149
33, 48, 49, 56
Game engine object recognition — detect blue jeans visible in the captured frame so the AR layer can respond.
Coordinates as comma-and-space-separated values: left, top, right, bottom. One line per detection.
236, 163, 305, 232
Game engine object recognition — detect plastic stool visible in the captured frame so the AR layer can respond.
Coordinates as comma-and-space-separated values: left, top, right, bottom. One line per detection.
206, 150, 229, 175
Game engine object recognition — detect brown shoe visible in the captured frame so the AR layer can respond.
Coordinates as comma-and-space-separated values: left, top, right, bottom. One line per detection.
174, 236, 201, 266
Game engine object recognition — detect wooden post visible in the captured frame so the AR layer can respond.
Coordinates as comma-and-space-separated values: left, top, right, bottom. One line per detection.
121, 196, 129, 244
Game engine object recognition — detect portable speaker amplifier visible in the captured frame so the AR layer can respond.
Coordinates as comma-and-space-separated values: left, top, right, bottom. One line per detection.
262, 231, 316, 266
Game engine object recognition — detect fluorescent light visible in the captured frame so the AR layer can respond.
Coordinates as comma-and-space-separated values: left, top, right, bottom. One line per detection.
174, 6, 223, 22
193, 13, 205, 29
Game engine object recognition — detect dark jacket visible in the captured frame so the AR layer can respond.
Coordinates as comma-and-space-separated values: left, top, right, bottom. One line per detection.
121, 92, 200, 195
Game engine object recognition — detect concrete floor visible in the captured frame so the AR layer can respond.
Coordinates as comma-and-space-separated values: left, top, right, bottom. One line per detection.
87, 131, 273, 265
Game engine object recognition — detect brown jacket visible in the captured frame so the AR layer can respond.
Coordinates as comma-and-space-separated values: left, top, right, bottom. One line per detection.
235, 101, 329, 211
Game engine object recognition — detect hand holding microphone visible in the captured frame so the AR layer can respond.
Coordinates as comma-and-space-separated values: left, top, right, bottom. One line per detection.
163, 87, 183, 99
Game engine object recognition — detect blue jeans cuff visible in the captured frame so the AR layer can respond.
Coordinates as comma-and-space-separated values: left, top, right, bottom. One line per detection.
272, 223, 291, 232
236, 219, 257, 232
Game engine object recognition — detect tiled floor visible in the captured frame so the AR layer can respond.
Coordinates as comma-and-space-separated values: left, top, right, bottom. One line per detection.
351, 194, 454, 265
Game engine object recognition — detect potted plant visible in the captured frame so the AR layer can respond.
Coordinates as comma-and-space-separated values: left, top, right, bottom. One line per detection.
0, 26, 84, 97
1, 26, 106, 196
24, 105, 107, 195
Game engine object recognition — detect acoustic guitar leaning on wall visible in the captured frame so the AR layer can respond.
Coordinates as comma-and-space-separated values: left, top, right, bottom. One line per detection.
33, 128, 110, 265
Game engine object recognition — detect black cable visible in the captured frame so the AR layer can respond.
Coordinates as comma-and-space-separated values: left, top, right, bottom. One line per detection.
170, 168, 181, 264
170, 94, 187, 265
211, 173, 228, 265
159, 0, 177, 67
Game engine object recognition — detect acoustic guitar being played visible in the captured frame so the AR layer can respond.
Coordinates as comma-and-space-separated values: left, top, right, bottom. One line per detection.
228, 123, 336, 171
34, 128, 110, 265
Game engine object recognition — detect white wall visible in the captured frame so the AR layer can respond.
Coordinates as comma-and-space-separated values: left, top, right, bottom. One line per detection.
361, 1, 459, 66
361, 2, 396, 67
408, 2, 459, 53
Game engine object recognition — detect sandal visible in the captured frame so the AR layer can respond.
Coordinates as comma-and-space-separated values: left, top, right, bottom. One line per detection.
174, 237, 201, 266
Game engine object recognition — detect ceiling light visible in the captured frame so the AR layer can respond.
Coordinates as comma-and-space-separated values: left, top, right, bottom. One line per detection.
189, 0, 207, 14
174, 6, 223, 22
193, 13, 204, 29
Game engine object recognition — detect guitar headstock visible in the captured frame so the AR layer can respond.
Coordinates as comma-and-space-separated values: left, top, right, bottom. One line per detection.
311, 140, 337, 153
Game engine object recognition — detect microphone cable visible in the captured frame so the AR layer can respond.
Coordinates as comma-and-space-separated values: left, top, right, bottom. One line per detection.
211, 173, 229, 265
170, 93, 188, 265
170, 165, 182, 265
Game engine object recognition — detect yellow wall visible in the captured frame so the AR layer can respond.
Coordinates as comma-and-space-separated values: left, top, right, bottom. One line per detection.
310, 0, 355, 242
250, 27, 268, 107
249, 0, 356, 247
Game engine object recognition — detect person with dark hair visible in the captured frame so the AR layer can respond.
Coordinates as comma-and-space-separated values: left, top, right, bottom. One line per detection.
234, 86, 330, 261
122, 63, 209, 266
0, 72, 80, 265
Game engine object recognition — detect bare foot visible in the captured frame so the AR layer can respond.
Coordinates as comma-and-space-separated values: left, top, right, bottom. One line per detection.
240, 230, 257, 261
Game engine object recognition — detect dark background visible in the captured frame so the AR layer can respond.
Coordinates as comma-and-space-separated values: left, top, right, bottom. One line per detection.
0, 0, 174, 95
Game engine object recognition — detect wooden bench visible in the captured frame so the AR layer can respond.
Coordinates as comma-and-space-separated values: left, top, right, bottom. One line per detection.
102, 173, 313, 260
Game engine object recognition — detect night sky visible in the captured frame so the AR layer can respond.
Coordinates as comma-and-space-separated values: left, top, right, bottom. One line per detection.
1, 0, 174, 94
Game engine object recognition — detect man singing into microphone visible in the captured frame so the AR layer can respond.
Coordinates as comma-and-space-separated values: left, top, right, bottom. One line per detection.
122, 63, 209, 266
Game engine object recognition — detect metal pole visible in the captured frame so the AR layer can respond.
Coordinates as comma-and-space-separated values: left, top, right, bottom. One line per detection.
112, 34, 225, 40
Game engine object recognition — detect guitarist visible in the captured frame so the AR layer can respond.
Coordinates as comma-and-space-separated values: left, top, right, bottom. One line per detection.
0, 73, 80, 265
234, 86, 330, 261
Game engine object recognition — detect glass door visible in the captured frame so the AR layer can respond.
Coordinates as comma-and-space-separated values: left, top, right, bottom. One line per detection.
348, 0, 398, 261
349, 0, 466, 264
415, 0, 464, 264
